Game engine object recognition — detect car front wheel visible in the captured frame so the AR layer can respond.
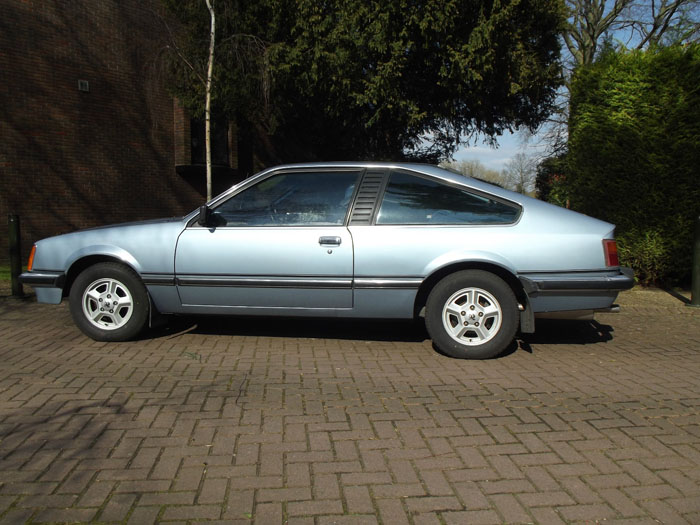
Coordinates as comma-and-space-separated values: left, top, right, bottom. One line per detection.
425, 270, 518, 359
69, 262, 149, 341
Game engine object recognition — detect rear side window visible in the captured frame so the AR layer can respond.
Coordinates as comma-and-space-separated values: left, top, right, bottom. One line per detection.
376, 171, 520, 225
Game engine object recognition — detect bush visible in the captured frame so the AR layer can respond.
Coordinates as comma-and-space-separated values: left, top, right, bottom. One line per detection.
617, 230, 673, 286
566, 45, 700, 285
536, 155, 569, 207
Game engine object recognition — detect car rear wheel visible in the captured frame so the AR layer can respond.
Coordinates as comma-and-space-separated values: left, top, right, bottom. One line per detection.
69, 262, 149, 341
425, 270, 518, 359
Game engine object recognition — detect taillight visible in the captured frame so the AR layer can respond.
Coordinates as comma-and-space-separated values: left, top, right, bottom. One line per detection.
27, 245, 36, 271
603, 239, 619, 267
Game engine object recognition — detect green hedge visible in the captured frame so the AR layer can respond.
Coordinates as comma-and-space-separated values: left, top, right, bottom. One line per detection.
567, 45, 700, 285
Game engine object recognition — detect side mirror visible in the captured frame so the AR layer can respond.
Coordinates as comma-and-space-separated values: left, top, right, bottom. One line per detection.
197, 205, 210, 227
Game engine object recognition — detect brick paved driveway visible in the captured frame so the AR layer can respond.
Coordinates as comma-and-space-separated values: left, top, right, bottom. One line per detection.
0, 289, 699, 524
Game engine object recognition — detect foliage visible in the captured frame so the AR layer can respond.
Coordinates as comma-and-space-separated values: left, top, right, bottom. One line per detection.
535, 154, 569, 207
542, 1, 700, 155
567, 45, 700, 284
563, 0, 700, 67
161, 0, 566, 163
0, 265, 26, 283
617, 229, 673, 286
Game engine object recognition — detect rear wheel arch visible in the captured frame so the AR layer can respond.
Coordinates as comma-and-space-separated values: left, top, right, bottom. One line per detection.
424, 269, 520, 359
414, 262, 527, 318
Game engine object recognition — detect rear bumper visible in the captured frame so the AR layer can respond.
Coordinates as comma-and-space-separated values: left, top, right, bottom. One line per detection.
518, 267, 634, 322
519, 267, 634, 294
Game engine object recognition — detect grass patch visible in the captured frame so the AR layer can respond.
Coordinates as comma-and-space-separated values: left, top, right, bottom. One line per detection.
0, 265, 26, 282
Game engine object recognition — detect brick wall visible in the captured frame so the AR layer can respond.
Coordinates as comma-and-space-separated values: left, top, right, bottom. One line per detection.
173, 98, 191, 167
0, 0, 205, 263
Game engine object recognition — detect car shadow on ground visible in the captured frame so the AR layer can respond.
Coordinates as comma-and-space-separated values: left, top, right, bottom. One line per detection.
519, 319, 614, 349
150, 315, 431, 344
148, 316, 616, 357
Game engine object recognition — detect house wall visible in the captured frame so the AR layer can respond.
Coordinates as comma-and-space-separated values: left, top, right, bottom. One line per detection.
0, 0, 205, 263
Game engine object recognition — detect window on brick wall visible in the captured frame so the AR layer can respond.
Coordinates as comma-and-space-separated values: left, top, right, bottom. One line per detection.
191, 118, 229, 166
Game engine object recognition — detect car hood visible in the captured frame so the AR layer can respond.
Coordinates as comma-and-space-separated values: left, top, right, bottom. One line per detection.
76, 216, 185, 233
33, 216, 189, 274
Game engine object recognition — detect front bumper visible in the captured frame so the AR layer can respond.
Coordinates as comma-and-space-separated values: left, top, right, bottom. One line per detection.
19, 271, 65, 288
19, 271, 65, 304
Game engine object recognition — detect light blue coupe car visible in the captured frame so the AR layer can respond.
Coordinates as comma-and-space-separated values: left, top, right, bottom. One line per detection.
21, 163, 634, 359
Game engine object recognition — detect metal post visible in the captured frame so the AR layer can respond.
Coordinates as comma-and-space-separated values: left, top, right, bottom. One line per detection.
690, 215, 700, 307
8, 214, 24, 297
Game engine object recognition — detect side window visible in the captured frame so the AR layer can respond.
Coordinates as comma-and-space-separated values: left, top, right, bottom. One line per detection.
212, 171, 359, 226
376, 171, 520, 225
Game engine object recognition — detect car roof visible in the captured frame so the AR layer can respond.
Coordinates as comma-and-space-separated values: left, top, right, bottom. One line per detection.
258, 161, 525, 203
197, 161, 613, 233
206, 161, 532, 210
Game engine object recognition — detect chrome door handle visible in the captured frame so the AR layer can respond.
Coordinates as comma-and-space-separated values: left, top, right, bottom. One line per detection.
319, 236, 342, 246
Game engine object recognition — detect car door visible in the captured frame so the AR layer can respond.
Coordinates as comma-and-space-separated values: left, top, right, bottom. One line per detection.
174, 169, 360, 311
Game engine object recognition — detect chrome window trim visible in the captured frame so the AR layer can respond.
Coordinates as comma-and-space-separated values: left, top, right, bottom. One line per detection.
187, 168, 364, 228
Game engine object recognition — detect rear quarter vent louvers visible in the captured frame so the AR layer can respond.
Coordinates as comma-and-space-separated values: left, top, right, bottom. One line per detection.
349, 170, 388, 225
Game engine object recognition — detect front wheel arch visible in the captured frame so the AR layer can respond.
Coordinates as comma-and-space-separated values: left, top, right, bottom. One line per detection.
68, 262, 150, 341
63, 255, 137, 298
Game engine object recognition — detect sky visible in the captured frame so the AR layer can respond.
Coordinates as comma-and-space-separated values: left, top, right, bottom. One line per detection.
451, 129, 550, 172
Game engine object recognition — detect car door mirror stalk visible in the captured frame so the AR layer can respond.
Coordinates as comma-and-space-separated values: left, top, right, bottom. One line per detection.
198, 205, 210, 227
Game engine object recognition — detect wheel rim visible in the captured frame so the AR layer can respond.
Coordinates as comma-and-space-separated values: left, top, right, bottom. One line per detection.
81, 278, 134, 331
442, 287, 502, 346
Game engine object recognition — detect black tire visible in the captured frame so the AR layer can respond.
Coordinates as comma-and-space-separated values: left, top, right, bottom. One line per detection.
69, 262, 149, 342
425, 270, 518, 359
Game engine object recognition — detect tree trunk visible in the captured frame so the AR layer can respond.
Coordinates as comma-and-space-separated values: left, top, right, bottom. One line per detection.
204, 0, 215, 201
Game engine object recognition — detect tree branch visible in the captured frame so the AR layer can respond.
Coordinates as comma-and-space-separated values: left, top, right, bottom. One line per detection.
153, 6, 206, 85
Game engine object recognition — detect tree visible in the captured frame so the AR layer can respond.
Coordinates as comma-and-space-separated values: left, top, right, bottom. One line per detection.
159, 0, 230, 200
566, 45, 700, 284
536, 0, 700, 154
502, 153, 537, 194
440, 159, 505, 187
563, 0, 700, 67
162, 0, 567, 163
204, 0, 215, 201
